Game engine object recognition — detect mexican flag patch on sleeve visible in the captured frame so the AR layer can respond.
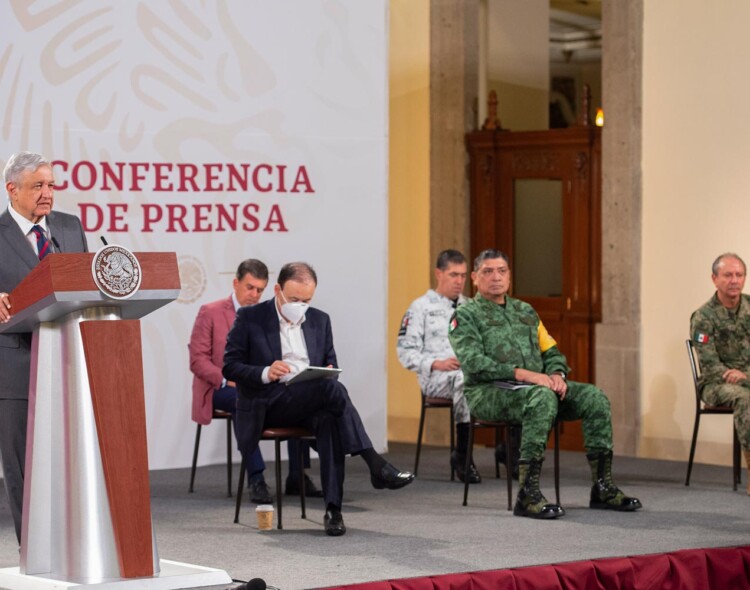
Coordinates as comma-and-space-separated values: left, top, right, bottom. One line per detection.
449, 314, 458, 332
694, 332, 710, 344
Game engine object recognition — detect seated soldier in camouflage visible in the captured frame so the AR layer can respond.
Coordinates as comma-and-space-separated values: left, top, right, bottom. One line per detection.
397, 249, 480, 483
690, 252, 750, 494
448, 249, 642, 519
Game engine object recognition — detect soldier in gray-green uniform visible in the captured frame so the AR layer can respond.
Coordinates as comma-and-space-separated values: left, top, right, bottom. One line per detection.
690, 252, 750, 494
449, 249, 642, 519
397, 249, 479, 483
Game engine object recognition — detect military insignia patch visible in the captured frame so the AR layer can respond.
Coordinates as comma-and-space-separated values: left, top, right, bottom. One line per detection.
694, 332, 710, 344
398, 312, 410, 336
449, 314, 458, 332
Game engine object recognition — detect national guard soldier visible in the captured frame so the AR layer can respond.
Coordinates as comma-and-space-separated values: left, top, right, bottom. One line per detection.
448, 248, 642, 519
397, 249, 481, 483
690, 252, 750, 494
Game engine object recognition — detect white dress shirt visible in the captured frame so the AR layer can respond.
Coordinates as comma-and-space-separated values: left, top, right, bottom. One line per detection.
261, 298, 310, 384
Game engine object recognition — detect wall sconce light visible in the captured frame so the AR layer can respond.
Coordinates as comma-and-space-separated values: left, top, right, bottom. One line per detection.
595, 108, 604, 127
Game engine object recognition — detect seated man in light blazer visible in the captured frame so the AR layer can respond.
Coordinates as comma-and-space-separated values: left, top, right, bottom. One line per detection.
223, 261, 415, 537
0, 151, 88, 542
189, 258, 321, 503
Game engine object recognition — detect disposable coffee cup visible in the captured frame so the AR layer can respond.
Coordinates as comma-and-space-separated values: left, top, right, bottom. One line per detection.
256, 504, 274, 531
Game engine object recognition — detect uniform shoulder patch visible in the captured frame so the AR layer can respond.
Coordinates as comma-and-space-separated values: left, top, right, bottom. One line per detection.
537, 320, 557, 352
694, 331, 710, 344
449, 312, 458, 332
398, 312, 410, 336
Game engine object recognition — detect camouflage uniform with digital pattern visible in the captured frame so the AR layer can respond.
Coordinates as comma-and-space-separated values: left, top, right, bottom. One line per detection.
690, 292, 750, 451
448, 293, 614, 461
397, 290, 470, 423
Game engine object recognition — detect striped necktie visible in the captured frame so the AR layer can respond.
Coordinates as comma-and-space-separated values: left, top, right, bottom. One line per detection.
30, 225, 50, 260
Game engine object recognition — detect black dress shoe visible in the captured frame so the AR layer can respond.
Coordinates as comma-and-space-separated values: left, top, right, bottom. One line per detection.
249, 480, 273, 504
370, 463, 415, 490
285, 474, 324, 498
451, 452, 482, 484
324, 507, 346, 536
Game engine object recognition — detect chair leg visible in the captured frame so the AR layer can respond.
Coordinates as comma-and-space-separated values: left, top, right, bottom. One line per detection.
503, 426, 513, 511
275, 438, 283, 530
685, 414, 701, 486
226, 417, 233, 498
462, 422, 474, 506
233, 456, 247, 524
414, 402, 427, 476
188, 424, 202, 493
449, 405, 455, 481
298, 439, 306, 519
733, 425, 741, 491
494, 427, 501, 479
553, 421, 560, 506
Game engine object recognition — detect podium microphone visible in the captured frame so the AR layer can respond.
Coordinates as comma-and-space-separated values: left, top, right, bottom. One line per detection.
50, 236, 62, 252
100, 236, 109, 246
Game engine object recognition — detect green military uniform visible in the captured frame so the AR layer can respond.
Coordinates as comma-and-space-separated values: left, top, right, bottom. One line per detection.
448, 294, 613, 461
690, 292, 750, 450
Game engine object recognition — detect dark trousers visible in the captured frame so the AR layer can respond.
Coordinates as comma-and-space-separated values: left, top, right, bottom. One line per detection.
240, 378, 373, 507
0, 399, 27, 542
214, 386, 313, 482
213, 386, 266, 480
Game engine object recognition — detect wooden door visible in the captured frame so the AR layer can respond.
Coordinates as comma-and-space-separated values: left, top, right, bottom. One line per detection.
467, 127, 601, 451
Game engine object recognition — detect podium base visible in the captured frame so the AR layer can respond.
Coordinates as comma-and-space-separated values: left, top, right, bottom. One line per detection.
0, 559, 232, 590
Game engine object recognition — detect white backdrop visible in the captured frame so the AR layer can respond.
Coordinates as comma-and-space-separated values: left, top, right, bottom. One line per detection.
1, 1, 389, 470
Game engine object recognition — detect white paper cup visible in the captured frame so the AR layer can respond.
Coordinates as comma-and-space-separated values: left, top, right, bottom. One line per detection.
256, 504, 274, 531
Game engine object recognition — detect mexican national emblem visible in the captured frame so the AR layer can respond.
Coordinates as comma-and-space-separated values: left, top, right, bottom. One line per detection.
91, 245, 142, 300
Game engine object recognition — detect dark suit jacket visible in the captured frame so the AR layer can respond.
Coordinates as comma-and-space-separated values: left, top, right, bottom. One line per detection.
0, 208, 88, 399
222, 298, 338, 451
188, 295, 235, 425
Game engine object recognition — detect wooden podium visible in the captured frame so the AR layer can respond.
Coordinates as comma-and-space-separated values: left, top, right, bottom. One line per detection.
0, 252, 231, 589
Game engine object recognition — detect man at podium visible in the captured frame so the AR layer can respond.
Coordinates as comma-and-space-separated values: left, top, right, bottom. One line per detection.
0, 151, 88, 541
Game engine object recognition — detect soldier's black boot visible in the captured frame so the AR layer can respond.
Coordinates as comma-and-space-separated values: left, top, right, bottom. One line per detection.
587, 450, 642, 511
513, 459, 565, 519
451, 451, 481, 484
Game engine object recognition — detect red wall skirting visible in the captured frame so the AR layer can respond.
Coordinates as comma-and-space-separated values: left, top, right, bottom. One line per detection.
322, 545, 750, 590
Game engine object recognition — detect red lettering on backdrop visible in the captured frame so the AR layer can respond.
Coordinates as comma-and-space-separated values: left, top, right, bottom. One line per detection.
193, 204, 213, 231
177, 164, 199, 191
276, 165, 287, 192
51, 160, 68, 190
167, 204, 189, 232
227, 164, 249, 191
53, 160, 316, 233
107, 203, 129, 232
216, 203, 238, 231
78, 203, 104, 232
153, 163, 174, 191
48, 160, 315, 194
130, 163, 150, 191
242, 204, 260, 231
204, 164, 223, 191
252, 164, 273, 193
291, 166, 313, 193
72, 161, 96, 191
142, 204, 162, 232
264, 204, 287, 232
101, 162, 125, 191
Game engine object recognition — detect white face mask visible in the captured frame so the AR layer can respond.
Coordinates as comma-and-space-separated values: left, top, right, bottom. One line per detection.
279, 290, 309, 324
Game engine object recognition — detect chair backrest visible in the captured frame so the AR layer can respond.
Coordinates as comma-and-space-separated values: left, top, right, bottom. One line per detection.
685, 339, 702, 405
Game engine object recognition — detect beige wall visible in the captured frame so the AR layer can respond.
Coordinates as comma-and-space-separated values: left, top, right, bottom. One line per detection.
486, 0, 549, 130
388, 0, 431, 443
640, 0, 750, 464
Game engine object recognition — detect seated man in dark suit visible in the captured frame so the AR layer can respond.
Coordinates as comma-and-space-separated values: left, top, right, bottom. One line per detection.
189, 258, 322, 503
224, 262, 415, 536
